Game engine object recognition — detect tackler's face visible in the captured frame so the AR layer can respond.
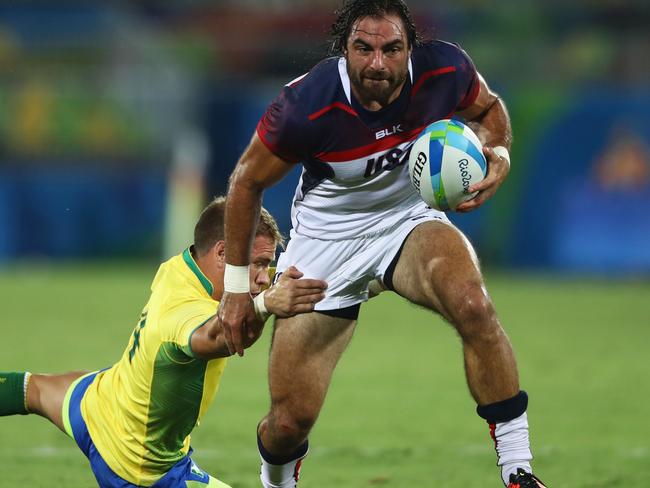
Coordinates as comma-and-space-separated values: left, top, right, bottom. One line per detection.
248, 235, 276, 296
345, 13, 411, 108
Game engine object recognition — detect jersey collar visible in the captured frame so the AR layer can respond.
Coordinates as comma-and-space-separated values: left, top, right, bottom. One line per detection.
182, 247, 214, 297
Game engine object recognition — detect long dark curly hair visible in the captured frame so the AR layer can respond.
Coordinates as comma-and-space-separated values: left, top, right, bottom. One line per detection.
329, 0, 422, 55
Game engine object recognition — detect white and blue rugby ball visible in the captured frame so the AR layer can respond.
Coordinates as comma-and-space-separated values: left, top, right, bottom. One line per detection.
408, 119, 487, 211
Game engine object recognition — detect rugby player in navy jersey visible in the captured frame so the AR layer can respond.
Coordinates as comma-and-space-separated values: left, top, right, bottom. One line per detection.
219, 1, 547, 486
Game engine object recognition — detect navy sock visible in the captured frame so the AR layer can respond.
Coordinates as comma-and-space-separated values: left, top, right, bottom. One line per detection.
476, 390, 528, 423
257, 433, 309, 465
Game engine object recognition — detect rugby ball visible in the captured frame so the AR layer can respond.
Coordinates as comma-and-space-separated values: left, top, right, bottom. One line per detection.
408, 119, 487, 211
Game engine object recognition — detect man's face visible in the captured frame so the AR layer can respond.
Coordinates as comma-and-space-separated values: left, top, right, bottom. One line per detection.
248, 234, 276, 296
345, 13, 411, 108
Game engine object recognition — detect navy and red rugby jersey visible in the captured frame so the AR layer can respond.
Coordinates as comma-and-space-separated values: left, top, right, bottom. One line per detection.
257, 40, 479, 240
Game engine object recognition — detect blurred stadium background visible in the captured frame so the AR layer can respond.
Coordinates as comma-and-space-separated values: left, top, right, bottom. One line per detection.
1, 1, 649, 487
1, 0, 649, 269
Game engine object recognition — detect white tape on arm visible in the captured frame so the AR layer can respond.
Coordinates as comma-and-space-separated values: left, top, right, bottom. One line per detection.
224, 264, 250, 293
492, 146, 511, 165
253, 290, 271, 322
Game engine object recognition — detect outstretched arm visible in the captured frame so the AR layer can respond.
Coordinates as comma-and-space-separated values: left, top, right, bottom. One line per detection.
192, 267, 327, 360
218, 133, 295, 357
256, 266, 328, 319
455, 73, 512, 212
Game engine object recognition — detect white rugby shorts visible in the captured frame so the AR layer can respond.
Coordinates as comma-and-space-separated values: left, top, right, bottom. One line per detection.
275, 206, 450, 311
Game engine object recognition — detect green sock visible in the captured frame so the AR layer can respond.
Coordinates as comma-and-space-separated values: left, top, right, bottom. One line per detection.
0, 372, 29, 416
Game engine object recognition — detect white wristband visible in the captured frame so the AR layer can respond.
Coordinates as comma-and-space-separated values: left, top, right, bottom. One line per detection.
224, 264, 250, 293
492, 146, 511, 164
253, 290, 271, 321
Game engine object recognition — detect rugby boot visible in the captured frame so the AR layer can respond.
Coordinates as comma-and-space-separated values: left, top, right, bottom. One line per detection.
507, 468, 547, 488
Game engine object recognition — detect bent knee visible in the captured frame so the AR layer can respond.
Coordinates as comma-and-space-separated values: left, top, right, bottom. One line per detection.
268, 405, 318, 442
449, 285, 500, 338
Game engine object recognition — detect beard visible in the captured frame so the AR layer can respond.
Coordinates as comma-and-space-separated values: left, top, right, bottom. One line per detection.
347, 60, 408, 107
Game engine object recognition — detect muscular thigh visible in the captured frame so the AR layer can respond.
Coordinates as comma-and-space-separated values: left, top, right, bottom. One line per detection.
390, 221, 484, 321
268, 313, 356, 413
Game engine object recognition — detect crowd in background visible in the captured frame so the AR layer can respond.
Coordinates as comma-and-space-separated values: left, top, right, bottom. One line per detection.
0, 2, 648, 272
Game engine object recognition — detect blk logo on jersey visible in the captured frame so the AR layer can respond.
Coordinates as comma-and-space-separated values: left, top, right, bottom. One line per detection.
364, 144, 413, 177
375, 124, 403, 140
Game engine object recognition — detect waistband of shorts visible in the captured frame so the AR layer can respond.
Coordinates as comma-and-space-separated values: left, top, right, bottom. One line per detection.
292, 206, 446, 242
293, 221, 406, 242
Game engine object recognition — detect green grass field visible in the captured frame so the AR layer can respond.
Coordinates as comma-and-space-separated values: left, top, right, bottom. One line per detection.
1, 262, 649, 487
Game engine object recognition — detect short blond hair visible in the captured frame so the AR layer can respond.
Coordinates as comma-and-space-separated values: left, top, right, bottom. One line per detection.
193, 196, 285, 257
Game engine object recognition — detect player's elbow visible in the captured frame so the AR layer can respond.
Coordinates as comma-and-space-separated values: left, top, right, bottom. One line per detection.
228, 162, 256, 191
191, 323, 231, 359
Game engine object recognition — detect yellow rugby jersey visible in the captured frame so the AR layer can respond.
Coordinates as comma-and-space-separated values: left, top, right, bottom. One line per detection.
81, 248, 227, 486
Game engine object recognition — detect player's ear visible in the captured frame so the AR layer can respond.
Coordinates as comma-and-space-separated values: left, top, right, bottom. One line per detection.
341, 40, 348, 56
214, 240, 225, 266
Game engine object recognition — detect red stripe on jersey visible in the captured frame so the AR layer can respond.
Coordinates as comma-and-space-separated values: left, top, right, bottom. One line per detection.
411, 66, 456, 98
315, 125, 426, 163
308, 102, 358, 121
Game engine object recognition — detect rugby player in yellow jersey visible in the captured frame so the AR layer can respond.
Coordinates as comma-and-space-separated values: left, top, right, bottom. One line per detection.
0, 196, 327, 488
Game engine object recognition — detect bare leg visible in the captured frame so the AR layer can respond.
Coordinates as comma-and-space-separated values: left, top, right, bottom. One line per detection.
391, 221, 536, 484
390, 221, 518, 404
258, 313, 356, 455
27, 372, 87, 433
